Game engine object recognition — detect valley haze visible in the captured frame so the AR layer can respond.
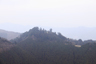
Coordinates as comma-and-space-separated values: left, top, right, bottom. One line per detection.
0, 0, 96, 40
0, 23, 96, 41
0, 0, 96, 64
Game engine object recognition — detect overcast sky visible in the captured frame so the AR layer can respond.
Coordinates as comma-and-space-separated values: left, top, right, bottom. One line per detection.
0, 0, 96, 27
0, 0, 96, 40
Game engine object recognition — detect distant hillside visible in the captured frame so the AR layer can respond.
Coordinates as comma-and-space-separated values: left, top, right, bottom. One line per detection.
0, 37, 14, 53
0, 27, 96, 64
11, 27, 69, 44
12, 27, 96, 45
0, 29, 21, 40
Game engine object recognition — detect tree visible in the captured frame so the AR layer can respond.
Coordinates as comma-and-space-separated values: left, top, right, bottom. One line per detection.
50, 29, 52, 32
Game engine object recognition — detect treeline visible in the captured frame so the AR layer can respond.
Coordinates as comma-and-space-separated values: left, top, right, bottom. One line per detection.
0, 27, 96, 64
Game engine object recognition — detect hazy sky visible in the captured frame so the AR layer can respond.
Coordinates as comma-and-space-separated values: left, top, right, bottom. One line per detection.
0, 0, 96, 40
0, 0, 96, 27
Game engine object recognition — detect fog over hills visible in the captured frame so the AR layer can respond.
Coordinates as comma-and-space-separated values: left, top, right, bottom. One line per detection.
0, 29, 21, 40
0, 0, 96, 63
0, 27, 96, 64
0, 23, 96, 40
52, 27, 96, 41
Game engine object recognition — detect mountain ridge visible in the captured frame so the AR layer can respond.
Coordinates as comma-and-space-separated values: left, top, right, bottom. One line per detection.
0, 27, 96, 64
11, 27, 96, 45
0, 29, 21, 40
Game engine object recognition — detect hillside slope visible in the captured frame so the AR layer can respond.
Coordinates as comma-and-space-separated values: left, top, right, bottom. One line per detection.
0, 27, 96, 64
0, 37, 14, 53
0, 29, 20, 40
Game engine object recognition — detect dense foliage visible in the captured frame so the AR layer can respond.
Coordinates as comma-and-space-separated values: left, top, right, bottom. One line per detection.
0, 27, 96, 64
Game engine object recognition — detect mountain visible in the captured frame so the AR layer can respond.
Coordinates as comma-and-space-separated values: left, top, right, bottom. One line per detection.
11, 27, 69, 44
11, 27, 96, 45
1, 23, 96, 40
0, 29, 21, 40
0, 27, 96, 64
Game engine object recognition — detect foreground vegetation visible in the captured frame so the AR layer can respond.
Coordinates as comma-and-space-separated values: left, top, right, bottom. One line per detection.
0, 27, 96, 64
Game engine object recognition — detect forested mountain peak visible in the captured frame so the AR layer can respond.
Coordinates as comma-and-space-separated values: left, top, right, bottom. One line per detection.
11, 27, 96, 46
12, 27, 68, 44
0, 27, 96, 64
